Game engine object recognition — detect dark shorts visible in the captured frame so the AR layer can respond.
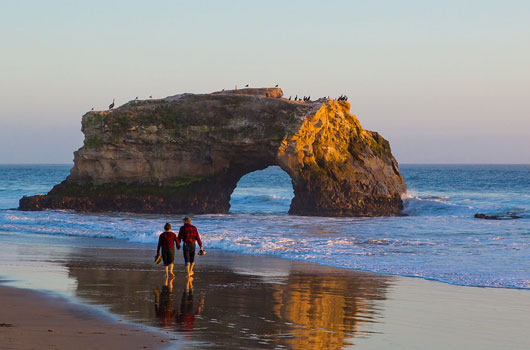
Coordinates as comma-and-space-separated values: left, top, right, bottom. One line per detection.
161, 247, 175, 266
182, 242, 195, 265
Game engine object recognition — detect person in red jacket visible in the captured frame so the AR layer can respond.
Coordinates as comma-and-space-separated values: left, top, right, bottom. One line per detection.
178, 217, 204, 279
157, 222, 180, 277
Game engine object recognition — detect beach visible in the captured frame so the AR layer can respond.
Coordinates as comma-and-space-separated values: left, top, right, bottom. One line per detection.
1, 164, 529, 349
0, 285, 165, 350
1, 235, 528, 350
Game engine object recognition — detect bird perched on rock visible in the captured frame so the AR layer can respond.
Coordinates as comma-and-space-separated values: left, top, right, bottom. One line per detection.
108, 99, 115, 110
288, 96, 291, 100
294, 95, 298, 101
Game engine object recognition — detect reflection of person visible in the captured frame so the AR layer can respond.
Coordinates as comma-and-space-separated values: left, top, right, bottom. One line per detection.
178, 217, 203, 279
153, 276, 176, 327
176, 285, 204, 331
157, 222, 180, 277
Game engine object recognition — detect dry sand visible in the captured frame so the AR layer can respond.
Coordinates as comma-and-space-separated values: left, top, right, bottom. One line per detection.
0, 285, 169, 350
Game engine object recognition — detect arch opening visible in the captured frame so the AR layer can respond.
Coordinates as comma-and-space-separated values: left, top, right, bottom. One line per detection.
229, 166, 294, 215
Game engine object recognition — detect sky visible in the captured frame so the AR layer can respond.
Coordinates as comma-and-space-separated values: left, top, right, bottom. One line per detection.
1, 0, 529, 164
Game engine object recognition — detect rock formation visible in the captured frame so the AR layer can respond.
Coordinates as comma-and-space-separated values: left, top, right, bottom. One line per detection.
19, 88, 407, 216
474, 213, 521, 220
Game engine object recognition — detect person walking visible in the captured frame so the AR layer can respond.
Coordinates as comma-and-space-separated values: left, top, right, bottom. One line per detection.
178, 217, 204, 279
156, 222, 180, 278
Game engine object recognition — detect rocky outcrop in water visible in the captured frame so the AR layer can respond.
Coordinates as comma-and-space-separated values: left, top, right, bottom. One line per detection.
474, 213, 522, 220
19, 88, 407, 216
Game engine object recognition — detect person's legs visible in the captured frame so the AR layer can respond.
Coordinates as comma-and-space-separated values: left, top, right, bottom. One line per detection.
185, 263, 191, 278
188, 245, 196, 276
183, 243, 192, 278
162, 247, 175, 277
168, 276, 174, 292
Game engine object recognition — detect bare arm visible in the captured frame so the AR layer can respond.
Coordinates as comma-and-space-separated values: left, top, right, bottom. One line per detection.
196, 229, 203, 249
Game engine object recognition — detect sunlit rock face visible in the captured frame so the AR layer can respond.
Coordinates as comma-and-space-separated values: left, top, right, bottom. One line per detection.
19, 88, 406, 216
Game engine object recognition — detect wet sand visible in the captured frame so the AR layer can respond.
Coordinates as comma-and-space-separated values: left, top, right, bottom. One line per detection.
0, 237, 529, 349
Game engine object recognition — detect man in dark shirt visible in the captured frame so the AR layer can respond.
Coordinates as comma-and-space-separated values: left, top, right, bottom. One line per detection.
178, 217, 204, 279
157, 222, 180, 277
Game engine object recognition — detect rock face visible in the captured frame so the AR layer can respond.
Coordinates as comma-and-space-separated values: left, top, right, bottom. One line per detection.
19, 88, 407, 216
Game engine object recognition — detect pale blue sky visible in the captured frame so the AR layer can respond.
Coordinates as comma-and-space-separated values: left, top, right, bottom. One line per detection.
1, 0, 529, 163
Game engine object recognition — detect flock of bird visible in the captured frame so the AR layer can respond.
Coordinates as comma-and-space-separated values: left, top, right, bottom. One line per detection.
287, 94, 348, 103
288, 95, 311, 102
98, 86, 348, 111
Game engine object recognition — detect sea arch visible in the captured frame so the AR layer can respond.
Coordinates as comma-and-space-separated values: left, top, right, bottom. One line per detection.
19, 88, 406, 217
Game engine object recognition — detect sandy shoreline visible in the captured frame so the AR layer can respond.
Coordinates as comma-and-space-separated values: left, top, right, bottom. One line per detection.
0, 236, 529, 349
0, 285, 168, 350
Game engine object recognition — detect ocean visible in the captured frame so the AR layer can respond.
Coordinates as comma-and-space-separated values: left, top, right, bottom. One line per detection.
0, 164, 528, 289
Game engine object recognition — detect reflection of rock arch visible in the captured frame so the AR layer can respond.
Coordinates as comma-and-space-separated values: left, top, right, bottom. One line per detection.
20, 88, 406, 217
272, 273, 388, 350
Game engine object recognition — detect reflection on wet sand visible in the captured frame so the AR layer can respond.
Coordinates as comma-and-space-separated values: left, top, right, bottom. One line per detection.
65, 248, 391, 349
176, 279, 204, 332
273, 274, 383, 349
153, 276, 176, 327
